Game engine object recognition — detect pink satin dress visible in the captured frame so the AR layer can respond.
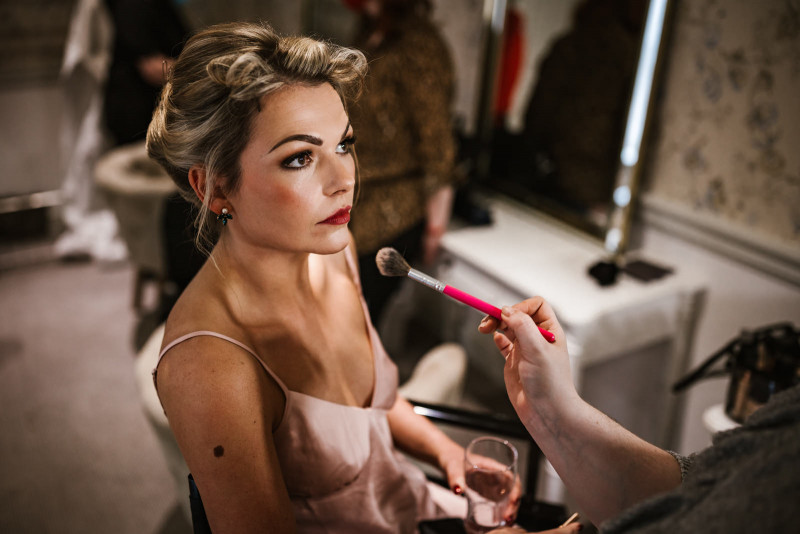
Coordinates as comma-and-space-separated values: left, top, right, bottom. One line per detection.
155, 247, 444, 532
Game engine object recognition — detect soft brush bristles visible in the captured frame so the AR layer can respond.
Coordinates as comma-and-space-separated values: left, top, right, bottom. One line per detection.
375, 247, 411, 277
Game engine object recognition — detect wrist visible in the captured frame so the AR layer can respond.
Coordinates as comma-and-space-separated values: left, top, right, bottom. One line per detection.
435, 438, 463, 472
525, 388, 584, 437
426, 224, 446, 238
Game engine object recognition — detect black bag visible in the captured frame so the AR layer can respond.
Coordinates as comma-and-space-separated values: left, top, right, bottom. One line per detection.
673, 323, 800, 423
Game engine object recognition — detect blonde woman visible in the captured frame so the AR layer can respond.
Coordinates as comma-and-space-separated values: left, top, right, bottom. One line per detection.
147, 21, 474, 533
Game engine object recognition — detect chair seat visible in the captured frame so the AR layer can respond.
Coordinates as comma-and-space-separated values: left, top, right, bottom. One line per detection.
94, 142, 177, 311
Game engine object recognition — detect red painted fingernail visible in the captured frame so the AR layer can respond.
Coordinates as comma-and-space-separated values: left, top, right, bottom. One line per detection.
453, 485, 462, 495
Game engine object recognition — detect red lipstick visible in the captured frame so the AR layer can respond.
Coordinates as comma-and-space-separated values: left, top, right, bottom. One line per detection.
320, 206, 351, 225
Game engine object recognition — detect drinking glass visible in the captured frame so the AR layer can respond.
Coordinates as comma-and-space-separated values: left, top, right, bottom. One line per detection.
463, 436, 518, 533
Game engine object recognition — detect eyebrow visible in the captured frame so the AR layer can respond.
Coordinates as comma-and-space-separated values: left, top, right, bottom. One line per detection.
269, 134, 322, 152
340, 121, 352, 140
268, 121, 352, 153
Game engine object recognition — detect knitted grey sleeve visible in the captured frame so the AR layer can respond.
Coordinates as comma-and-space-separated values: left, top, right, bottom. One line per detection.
667, 450, 694, 481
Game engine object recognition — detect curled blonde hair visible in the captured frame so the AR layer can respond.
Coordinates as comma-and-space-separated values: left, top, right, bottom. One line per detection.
147, 21, 367, 253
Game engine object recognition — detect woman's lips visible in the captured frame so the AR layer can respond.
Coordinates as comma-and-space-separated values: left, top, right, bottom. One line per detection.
320, 206, 351, 225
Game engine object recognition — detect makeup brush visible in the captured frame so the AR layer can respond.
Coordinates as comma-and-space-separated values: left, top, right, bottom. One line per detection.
375, 247, 556, 343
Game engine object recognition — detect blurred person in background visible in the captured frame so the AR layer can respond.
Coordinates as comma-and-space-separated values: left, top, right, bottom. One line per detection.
345, 0, 460, 326
103, 0, 189, 146
104, 0, 205, 326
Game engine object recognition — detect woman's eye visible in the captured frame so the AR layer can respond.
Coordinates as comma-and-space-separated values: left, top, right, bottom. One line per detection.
283, 150, 312, 169
336, 136, 356, 154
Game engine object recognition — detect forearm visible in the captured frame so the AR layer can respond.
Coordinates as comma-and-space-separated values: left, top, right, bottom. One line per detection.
524, 392, 681, 526
387, 396, 461, 470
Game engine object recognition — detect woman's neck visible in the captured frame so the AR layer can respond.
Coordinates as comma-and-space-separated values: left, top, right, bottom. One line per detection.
208, 237, 324, 311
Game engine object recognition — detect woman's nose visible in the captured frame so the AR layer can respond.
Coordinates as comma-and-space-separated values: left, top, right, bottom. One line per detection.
325, 155, 355, 196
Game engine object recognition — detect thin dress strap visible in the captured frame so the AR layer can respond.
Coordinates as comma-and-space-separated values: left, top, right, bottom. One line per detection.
154, 331, 291, 402
154, 245, 362, 415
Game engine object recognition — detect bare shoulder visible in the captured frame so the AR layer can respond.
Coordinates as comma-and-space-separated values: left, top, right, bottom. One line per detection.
156, 334, 295, 531
157, 335, 284, 430
156, 266, 283, 419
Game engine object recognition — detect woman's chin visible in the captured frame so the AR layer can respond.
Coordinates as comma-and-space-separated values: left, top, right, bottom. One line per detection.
314, 229, 351, 255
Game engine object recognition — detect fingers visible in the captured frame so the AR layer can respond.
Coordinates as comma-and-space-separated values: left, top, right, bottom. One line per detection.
479, 314, 500, 333
449, 467, 465, 496
511, 297, 564, 341
501, 306, 548, 353
508, 295, 548, 320
493, 331, 515, 361
441, 444, 466, 495
479, 297, 563, 343
502, 477, 523, 524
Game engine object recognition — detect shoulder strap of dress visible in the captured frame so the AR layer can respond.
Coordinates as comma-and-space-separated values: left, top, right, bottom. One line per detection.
156, 331, 290, 398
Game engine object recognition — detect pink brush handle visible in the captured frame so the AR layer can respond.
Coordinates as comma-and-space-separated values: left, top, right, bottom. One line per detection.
442, 285, 556, 343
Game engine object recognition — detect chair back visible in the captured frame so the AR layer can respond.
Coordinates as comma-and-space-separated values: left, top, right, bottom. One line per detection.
188, 474, 212, 534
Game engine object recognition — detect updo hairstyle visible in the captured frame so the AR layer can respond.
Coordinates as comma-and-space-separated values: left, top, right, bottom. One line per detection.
146, 21, 367, 253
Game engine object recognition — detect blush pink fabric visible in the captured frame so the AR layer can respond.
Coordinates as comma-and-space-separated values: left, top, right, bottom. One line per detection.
156, 246, 445, 532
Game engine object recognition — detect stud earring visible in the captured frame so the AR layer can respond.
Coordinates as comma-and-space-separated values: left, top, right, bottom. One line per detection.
216, 208, 233, 225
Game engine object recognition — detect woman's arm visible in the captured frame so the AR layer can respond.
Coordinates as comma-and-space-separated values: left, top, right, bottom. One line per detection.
388, 396, 523, 523
157, 336, 295, 533
387, 395, 466, 492
521, 386, 681, 527
480, 300, 682, 526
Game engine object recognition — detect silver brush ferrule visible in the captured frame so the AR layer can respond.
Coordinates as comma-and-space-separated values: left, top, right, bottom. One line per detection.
408, 268, 445, 292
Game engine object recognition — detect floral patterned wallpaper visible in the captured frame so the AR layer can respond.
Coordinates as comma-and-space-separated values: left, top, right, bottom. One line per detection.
644, 0, 800, 246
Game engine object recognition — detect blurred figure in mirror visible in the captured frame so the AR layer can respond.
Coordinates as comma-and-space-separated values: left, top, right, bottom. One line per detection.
495, 0, 646, 228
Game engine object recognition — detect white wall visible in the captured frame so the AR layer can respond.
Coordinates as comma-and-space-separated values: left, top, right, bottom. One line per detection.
633, 0, 800, 453
635, 214, 800, 454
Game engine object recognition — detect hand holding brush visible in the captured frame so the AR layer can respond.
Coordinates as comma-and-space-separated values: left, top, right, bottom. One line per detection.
375, 247, 556, 343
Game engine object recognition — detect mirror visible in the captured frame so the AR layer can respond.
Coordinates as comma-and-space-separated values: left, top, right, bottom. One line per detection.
297, 0, 672, 257
478, 0, 671, 256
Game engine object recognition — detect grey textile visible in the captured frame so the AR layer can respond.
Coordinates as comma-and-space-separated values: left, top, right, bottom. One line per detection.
602, 384, 800, 533
666, 450, 694, 482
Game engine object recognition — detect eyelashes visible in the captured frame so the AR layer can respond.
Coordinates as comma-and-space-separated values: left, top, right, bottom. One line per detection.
282, 150, 312, 169
281, 135, 356, 170
338, 135, 356, 153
